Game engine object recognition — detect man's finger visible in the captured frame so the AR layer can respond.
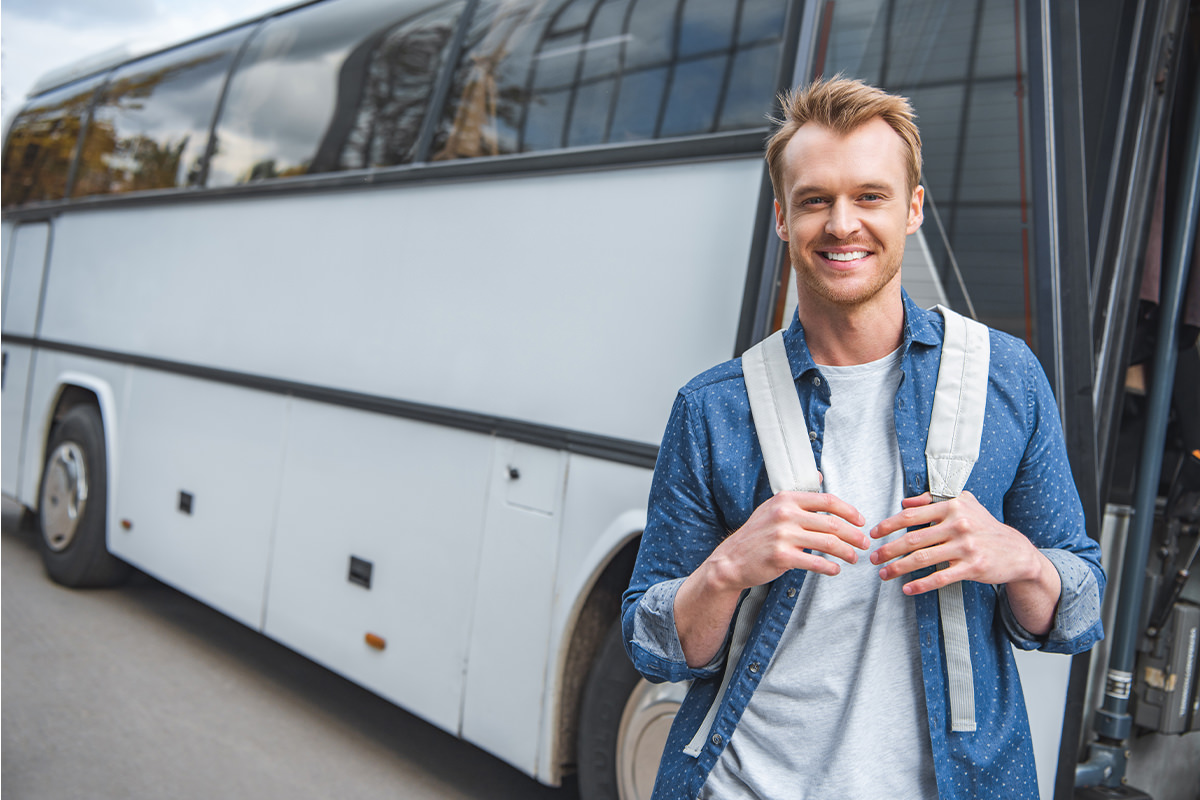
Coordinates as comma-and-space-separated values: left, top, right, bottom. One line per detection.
870, 500, 946, 540
870, 521, 949, 565
877, 541, 953, 581
899, 562, 967, 596
780, 490, 866, 528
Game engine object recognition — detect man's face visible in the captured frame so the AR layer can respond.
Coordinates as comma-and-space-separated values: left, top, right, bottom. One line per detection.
774, 118, 924, 310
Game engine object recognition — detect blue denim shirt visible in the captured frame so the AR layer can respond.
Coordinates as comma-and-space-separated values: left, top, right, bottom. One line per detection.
622, 293, 1105, 800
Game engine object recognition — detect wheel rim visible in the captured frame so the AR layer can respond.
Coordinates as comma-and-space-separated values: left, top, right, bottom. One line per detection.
41, 442, 89, 552
616, 678, 687, 800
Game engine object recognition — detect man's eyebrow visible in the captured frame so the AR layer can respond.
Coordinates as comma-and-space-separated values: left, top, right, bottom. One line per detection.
789, 181, 897, 198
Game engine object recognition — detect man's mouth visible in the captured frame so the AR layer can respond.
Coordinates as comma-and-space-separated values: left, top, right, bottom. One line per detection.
819, 250, 870, 262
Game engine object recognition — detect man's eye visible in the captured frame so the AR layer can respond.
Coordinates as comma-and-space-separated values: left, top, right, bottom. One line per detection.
861, 193, 882, 202
801, 197, 826, 206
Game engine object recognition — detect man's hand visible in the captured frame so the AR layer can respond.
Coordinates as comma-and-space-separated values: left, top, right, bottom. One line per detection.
675, 491, 868, 667
869, 491, 1062, 635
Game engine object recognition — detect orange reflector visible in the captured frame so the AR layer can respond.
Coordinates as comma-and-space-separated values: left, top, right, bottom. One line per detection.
120, 519, 133, 530
364, 633, 386, 651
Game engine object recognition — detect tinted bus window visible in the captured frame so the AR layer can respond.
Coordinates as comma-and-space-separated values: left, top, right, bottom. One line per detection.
433, 0, 787, 160
1, 78, 103, 209
71, 30, 248, 198
821, 0, 1033, 341
207, 0, 465, 187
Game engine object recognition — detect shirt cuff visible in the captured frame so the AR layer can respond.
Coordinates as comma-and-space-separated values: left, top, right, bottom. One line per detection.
632, 577, 727, 671
999, 548, 1101, 649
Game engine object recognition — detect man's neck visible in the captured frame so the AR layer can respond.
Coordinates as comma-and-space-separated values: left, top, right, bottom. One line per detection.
798, 290, 906, 367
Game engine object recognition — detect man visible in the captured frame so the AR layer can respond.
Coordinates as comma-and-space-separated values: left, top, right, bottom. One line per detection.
621, 77, 1104, 799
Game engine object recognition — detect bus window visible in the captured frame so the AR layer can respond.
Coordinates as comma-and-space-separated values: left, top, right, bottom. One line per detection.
206, 0, 466, 187
70, 30, 248, 198
819, 0, 1034, 342
0, 78, 103, 209
433, 0, 787, 160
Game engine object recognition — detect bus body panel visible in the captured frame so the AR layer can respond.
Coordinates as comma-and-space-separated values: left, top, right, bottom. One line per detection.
1, 222, 52, 499
2, 220, 13, 303
110, 368, 290, 630
1014, 649, 1074, 800
2, 221, 49, 337
2, 345, 34, 498
538, 457, 653, 780
262, 397, 493, 735
460, 439, 568, 774
36, 159, 762, 446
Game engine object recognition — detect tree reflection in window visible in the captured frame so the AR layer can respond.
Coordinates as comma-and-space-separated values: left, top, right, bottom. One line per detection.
72, 31, 245, 199
1, 80, 102, 208
434, 0, 787, 160
208, 0, 465, 187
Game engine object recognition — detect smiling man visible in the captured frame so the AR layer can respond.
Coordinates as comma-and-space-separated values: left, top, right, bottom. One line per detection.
621, 77, 1104, 800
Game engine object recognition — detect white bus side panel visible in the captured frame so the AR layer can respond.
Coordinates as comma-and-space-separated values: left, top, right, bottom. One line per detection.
37, 159, 761, 446
110, 369, 289, 630
537, 455, 654, 780
263, 399, 492, 735
1, 219, 13, 302
1, 222, 48, 336
1014, 648, 1073, 800
2, 346, 35, 498
2, 222, 51, 500
460, 440, 567, 773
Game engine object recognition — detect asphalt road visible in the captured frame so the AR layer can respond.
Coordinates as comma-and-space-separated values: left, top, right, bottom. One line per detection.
2, 501, 579, 800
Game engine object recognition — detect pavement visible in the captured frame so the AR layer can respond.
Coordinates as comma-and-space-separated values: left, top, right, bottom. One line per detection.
2, 499, 577, 800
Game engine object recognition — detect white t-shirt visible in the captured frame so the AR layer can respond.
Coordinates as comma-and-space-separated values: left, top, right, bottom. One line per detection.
700, 347, 938, 799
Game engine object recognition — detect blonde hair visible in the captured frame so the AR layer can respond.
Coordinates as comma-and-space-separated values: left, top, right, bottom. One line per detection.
766, 76, 922, 203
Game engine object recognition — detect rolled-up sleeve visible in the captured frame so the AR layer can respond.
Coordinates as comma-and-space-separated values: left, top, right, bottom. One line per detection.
999, 548, 1103, 650
630, 577, 728, 675
998, 348, 1105, 654
622, 392, 730, 684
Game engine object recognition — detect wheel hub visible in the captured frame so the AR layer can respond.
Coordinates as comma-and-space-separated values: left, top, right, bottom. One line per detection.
616, 679, 687, 800
41, 442, 89, 552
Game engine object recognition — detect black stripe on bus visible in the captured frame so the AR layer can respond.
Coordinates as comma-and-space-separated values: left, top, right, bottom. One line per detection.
1, 334, 660, 470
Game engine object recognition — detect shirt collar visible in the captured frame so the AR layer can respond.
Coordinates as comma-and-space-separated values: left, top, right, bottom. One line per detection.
781, 288, 941, 380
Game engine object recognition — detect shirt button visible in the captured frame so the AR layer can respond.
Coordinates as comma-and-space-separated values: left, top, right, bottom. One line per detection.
808, 431, 817, 442
787, 587, 797, 598
711, 733, 723, 746
749, 662, 760, 673
812, 376, 822, 387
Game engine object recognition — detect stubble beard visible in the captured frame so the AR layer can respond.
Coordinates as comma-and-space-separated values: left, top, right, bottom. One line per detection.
789, 243, 903, 309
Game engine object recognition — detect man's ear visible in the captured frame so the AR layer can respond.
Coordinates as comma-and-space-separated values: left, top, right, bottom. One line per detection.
906, 185, 925, 235
774, 198, 789, 241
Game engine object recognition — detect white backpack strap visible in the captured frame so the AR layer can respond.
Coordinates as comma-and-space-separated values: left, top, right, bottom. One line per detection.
683, 582, 769, 757
683, 331, 816, 758
928, 305, 990, 733
927, 306, 991, 500
741, 330, 821, 493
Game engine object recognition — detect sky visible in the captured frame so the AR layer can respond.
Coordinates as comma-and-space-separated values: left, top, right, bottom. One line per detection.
1, 0, 290, 132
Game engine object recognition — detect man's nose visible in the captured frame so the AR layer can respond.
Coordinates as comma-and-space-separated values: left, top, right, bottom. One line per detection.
825, 198, 862, 239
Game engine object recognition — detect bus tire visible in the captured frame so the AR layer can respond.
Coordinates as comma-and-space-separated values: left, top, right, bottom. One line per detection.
578, 619, 685, 800
37, 405, 130, 588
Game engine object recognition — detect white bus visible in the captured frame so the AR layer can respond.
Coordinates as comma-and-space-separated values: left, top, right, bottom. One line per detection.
3, 1, 1198, 798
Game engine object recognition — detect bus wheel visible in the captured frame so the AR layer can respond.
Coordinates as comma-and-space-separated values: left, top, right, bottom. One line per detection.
578, 620, 686, 800
38, 405, 129, 587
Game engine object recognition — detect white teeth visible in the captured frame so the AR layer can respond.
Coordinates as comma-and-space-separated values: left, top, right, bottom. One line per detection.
822, 251, 869, 262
